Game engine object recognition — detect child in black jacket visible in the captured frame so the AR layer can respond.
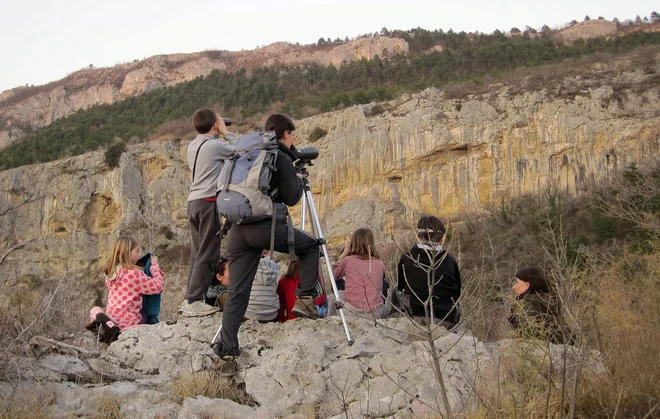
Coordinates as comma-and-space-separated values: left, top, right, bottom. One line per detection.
397, 215, 461, 329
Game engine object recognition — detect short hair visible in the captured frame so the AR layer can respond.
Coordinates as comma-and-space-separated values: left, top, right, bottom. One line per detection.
347, 227, 380, 259
264, 113, 295, 140
193, 108, 217, 134
416, 215, 446, 243
215, 255, 228, 276
515, 267, 551, 294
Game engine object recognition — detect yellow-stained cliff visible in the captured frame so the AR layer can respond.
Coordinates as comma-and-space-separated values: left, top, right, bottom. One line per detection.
295, 83, 659, 241
0, 56, 659, 278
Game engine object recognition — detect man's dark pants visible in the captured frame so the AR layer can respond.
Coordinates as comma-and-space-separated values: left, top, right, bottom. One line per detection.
186, 199, 221, 301
220, 220, 319, 353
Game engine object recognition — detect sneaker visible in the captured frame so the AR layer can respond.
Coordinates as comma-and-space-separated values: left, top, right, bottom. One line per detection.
179, 300, 220, 317
212, 344, 238, 376
177, 299, 186, 314
292, 296, 321, 319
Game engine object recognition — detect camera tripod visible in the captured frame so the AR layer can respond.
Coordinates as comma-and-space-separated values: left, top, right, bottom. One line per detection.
299, 169, 354, 346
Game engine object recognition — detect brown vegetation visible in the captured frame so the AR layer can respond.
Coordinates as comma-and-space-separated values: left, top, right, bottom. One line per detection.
453, 158, 660, 417
170, 371, 255, 406
0, 386, 54, 419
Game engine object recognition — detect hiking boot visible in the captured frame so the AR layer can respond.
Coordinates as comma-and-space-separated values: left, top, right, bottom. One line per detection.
292, 296, 321, 319
212, 344, 238, 376
179, 300, 219, 317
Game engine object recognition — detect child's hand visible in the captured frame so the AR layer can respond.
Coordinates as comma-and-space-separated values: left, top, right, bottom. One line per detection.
151, 255, 159, 265
341, 236, 351, 257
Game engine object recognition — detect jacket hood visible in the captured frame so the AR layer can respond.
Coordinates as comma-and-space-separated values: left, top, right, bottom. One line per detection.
105, 265, 121, 285
410, 243, 448, 265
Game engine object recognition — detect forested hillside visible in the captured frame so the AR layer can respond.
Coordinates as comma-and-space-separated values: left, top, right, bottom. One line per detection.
1, 29, 659, 170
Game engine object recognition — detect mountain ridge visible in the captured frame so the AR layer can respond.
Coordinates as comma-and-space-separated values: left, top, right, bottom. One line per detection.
2, 18, 659, 151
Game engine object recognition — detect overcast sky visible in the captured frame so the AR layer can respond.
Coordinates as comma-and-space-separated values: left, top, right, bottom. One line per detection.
0, 0, 656, 93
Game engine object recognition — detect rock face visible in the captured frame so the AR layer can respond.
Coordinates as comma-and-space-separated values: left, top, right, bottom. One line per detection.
0, 38, 408, 149
0, 140, 190, 279
0, 315, 603, 418
1, 58, 659, 277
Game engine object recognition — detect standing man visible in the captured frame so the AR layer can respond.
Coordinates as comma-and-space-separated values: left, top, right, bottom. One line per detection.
215, 114, 320, 361
180, 109, 235, 317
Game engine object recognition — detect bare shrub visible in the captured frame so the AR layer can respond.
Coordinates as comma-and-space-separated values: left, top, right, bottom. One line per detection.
572, 243, 660, 418
308, 127, 328, 142
457, 158, 660, 417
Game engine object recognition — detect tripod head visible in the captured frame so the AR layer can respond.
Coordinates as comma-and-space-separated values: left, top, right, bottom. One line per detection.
294, 146, 319, 172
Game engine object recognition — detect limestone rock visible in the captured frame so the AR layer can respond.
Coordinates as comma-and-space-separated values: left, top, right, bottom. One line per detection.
177, 396, 257, 419
0, 314, 607, 418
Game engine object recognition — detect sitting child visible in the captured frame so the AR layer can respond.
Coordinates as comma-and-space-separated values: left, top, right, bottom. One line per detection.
97, 236, 165, 330
397, 215, 461, 329
205, 256, 230, 310
332, 228, 388, 318
277, 258, 327, 322
245, 252, 280, 322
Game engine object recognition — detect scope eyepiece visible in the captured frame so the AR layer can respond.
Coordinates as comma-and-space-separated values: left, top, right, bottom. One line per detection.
296, 146, 319, 161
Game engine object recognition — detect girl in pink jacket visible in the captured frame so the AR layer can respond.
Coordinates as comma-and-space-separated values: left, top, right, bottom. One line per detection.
102, 236, 164, 329
332, 228, 388, 318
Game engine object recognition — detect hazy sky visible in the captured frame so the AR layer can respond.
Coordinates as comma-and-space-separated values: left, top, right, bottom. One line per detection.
0, 0, 656, 92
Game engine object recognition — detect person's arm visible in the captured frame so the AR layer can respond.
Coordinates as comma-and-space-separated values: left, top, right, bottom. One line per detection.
222, 132, 237, 144
332, 257, 348, 281
275, 153, 303, 206
331, 236, 350, 270
212, 138, 235, 161
382, 269, 389, 299
268, 261, 281, 286
135, 262, 164, 294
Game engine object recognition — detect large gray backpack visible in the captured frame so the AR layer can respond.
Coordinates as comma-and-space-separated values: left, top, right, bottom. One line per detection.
216, 131, 280, 223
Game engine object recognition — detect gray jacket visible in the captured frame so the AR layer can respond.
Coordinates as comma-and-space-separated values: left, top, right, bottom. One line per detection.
245, 258, 280, 321
187, 133, 236, 201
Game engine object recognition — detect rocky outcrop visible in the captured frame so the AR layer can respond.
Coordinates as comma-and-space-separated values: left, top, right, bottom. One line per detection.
554, 20, 618, 43
0, 315, 603, 418
1, 58, 659, 278
0, 38, 408, 149
0, 140, 190, 278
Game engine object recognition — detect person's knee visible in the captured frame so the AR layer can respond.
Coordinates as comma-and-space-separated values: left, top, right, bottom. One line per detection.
297, 240, 320, 257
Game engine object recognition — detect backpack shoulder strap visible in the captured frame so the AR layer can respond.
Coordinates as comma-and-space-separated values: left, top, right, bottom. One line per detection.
192, 139, 210, 182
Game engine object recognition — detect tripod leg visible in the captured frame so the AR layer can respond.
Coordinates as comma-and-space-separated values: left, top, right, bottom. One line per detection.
210, 325, 222, 348
303, 188, 354, 345
301, 195, 307, 231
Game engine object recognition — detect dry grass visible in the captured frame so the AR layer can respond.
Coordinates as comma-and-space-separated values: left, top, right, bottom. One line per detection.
0, 270, 91, 358
169, 371, 254, 406
0, 388, 54, 419
91, 395, 124, 419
